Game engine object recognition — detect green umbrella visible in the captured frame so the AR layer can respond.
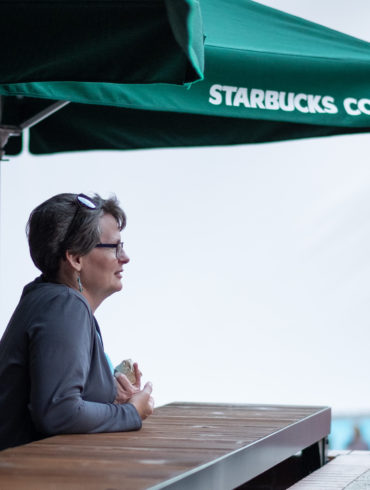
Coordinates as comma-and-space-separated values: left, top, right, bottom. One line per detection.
0, 0, 204, 86
0, 0, 204, 157
2, 0, 370, 157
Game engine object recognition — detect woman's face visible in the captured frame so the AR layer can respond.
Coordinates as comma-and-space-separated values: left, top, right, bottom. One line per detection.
80, 213, 129, 307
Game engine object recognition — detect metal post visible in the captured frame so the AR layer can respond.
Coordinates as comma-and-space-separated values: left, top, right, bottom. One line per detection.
0, 126, 22, 161
0, 96, 2, 304
0, 99, 70, 161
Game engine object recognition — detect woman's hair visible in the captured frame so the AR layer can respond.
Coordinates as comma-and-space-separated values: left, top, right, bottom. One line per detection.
26, 193, 126, 280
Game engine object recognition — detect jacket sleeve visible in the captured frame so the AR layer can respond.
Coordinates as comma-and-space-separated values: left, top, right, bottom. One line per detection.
27, 290, 142, 435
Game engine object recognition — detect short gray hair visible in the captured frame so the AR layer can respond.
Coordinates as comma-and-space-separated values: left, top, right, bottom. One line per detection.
27, 193, 126, 280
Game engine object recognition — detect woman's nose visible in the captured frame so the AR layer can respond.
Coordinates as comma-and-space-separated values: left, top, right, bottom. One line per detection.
118, 250, 130, 264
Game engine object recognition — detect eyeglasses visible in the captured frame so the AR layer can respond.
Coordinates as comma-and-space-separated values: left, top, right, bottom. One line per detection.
95, 242, 125, 260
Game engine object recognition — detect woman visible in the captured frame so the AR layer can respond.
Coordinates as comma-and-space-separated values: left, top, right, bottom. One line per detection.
0, 193, 154, 451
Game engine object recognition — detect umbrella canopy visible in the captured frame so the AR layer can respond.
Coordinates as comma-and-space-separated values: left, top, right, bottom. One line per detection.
2, 0, 370, 156
0, 0, 204, 87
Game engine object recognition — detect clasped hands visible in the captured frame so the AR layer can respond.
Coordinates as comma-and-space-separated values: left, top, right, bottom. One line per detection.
114, 362, 154, 420
114, 362, 142, 403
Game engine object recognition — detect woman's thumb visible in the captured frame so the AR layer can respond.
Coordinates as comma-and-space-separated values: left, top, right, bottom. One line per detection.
143, 381, 153, 394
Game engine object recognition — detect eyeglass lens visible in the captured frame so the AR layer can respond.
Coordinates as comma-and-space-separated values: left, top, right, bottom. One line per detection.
77, 194, 97, 209
116, 242, 124, 258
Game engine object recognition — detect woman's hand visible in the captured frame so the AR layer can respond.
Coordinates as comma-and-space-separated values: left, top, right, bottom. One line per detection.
114, 362, 142, 404
128, 382, 154, 420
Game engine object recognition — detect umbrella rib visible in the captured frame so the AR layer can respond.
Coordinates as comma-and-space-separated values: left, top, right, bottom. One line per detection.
0, 100, 70, 160
19, 100, 70, 130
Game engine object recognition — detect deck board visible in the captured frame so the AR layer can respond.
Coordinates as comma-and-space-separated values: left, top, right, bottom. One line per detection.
0, 402, 331, 489
289, 450, 370, 489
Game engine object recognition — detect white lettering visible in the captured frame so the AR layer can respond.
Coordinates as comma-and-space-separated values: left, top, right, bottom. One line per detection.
307, 95, 324, 114
343, 97, 361, 116
222, 85, 238, 106
279, 92, 295, 112
209, 84, 223, 105
208, 83, 367, 121
358, 98, 370, 115
233, 87, 250, 107
250, 89, 265, 109
294, 94, 309, 113
322, 96, 338, 114
265, 90, 279, 110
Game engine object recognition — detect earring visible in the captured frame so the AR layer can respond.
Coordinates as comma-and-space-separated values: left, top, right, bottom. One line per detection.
77, 276, 83, 293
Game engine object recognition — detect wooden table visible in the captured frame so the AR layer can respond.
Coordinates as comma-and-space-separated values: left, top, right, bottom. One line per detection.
0, 402, 331, 489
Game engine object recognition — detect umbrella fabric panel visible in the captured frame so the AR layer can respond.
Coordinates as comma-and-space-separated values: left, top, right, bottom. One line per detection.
196, 0, 370, 128
66, 0, 370, 129
6, 0, 370, 129
5, 34, 370, 130
27, 101, 370, 155
202, 0, 370, 59
0, 0, 204, 88
165, 0, 204, 83
4, 0, 370, 156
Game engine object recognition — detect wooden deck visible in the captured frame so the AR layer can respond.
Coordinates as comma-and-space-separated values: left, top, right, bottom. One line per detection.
289, 450, 370, 489
0, 402, 331, 489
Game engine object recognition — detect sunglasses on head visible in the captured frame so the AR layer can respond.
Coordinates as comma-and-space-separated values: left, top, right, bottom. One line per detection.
61, 194, 125, 260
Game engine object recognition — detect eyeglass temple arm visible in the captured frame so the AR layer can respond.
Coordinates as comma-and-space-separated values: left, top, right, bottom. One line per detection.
0, 98, 70, 161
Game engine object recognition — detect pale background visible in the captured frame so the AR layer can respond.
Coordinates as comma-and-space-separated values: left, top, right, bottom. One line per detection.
1, 1, 370, 416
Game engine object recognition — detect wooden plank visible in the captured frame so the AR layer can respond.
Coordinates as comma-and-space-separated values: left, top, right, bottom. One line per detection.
0, 402, 331, 490
288, 450, 370, 489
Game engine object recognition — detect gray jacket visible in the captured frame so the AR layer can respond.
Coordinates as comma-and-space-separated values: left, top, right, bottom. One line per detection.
0, 277, 141, 450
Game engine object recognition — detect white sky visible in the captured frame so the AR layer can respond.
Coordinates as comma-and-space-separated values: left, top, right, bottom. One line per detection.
1, 1, 370, 415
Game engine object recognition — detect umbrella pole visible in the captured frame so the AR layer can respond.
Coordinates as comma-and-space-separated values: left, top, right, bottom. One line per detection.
0, 100, 70, 161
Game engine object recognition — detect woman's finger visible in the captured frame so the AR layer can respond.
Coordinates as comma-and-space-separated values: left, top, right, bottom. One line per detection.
115, 372, 135, 393
133, 363, 142, 389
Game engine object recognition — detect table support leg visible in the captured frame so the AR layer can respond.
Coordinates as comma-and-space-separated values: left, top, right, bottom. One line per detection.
301, 437, 328, 473
235, 438, 329, 489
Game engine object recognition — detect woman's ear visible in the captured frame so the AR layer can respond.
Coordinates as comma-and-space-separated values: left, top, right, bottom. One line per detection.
65, 250, 82, 272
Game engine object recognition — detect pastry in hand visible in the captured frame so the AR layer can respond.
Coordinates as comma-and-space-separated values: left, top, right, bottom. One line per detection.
114, 359, 136, 384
